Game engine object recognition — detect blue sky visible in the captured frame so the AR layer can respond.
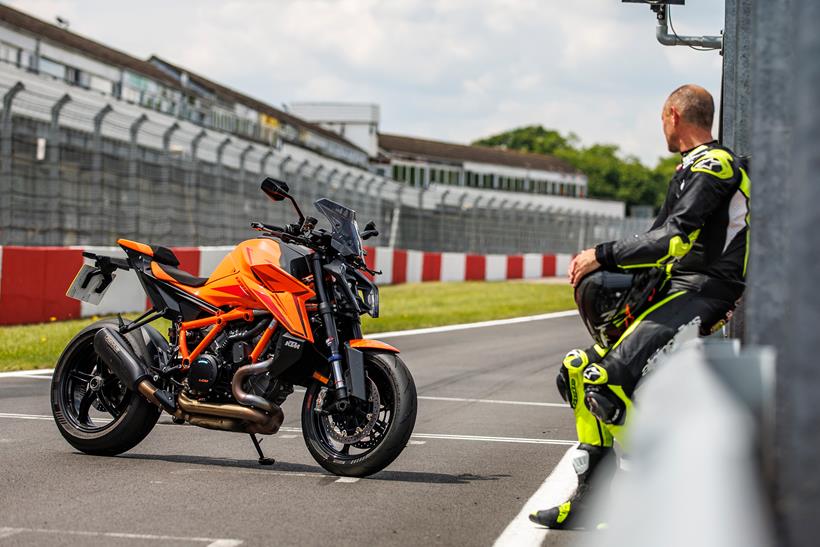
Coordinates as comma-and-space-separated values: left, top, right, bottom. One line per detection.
10, 0, 725, 165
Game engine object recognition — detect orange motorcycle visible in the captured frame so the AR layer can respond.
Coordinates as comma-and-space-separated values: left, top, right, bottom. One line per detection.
52, 178, 417, 477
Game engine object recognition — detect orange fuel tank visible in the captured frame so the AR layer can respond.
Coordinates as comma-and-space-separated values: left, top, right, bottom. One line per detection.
172, 239, 316, 342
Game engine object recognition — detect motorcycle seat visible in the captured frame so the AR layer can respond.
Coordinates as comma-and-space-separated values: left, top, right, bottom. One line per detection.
150, 261, 209, 288
117, 239, 181, 267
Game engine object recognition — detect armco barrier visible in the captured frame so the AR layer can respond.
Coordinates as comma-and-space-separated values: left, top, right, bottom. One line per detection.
0, 246, 571, 326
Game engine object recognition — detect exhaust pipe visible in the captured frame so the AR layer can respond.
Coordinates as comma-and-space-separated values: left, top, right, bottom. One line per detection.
177, 392, 283, 435
94, 327, 284, 434
93, 327, 176, 413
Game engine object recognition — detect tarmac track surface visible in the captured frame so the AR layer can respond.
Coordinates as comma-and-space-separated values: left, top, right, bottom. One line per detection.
0, 314, 589, 547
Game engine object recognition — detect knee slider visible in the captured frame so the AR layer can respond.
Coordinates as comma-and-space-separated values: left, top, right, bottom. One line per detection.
562, 349, 590, 371
584, 386, 626, 425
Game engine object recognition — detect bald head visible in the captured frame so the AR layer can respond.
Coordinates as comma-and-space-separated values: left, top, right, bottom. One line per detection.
665, 84, 714, 130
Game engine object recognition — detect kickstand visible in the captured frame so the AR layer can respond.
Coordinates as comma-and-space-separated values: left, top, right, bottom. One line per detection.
249, 433, 275, 466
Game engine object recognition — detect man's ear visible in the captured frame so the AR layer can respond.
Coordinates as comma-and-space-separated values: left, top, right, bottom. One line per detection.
669, 106, 681, 126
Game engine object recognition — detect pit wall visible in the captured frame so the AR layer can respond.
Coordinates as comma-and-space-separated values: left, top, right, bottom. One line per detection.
0, 246, 571, 326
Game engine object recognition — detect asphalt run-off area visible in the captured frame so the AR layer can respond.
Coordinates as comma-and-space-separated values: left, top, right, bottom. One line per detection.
0, 312, 588, 547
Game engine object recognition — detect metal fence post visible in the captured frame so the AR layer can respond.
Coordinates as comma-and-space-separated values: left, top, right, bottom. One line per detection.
1, 82, 24, 241
416, 186, 426, 250
376, 179, 387, 244
49, 93, 71, 245
438, 190, 450, 251
92, 104, 113, 243
388, 185, 404, 249
471, 196, 485, 253
188, 130, 207, 243
161, 122, 179, 177
128, 114, 148, 239
259, 150, 274, 176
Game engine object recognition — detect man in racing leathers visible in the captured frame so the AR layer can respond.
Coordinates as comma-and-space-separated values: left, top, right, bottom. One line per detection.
530, 84, 751, 529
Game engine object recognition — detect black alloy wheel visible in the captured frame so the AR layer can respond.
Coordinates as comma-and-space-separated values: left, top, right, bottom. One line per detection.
51, 320, 161, 456
301, 351, 417, 477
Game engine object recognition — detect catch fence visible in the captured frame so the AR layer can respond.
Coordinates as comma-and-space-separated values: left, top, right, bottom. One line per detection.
0, 71, 648, 254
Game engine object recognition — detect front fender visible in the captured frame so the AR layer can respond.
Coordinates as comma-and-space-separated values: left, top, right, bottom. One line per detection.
349, 339, 400, 354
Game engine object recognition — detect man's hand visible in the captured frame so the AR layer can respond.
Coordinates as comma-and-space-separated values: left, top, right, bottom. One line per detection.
568, 248, 600, 287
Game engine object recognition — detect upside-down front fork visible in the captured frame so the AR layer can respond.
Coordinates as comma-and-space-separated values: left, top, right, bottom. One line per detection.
311, 254, 351, 411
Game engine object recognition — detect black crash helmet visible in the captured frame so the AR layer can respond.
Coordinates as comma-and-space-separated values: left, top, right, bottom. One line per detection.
574, 271, 634, 348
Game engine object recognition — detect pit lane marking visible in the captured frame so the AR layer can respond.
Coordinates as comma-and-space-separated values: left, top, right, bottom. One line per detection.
493, 445, 578, 547
0, 526, 242, 546
0, 413, 574, 445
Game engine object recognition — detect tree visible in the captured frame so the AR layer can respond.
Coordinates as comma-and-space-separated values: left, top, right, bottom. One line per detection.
473, 126, 677, 212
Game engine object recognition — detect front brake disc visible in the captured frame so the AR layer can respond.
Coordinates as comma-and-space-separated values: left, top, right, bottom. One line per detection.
320, 377, 380, 445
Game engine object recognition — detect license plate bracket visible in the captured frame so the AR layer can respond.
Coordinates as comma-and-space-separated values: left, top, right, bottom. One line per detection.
66, 264, 115, 305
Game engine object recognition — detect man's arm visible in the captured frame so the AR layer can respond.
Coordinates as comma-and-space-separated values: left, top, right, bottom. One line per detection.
595, 149, 739, 270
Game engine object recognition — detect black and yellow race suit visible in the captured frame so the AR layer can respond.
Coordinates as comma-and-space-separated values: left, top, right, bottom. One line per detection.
569, 141, 751, 447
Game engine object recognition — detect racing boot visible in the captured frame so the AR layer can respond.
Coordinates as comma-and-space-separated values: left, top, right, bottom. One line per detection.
528, 443, 615, 529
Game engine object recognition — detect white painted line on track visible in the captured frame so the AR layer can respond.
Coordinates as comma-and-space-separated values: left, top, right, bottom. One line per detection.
0, 413, 574, 446
0, 526, 242, 546
408, 440, 426, 445
418, 395, 568, 408
0, 412, 52, 420
334, 477, 360, 483
0, 309, 578, 381
493, 445, 578, 547
367, 309, 578, 339
0, 368, 55, 379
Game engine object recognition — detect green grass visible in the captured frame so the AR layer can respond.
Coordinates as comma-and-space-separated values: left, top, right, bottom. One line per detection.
0, 281, 574, 372
363, 281, 574, 333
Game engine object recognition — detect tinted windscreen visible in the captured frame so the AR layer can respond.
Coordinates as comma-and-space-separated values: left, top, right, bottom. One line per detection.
314, 198, 363, 257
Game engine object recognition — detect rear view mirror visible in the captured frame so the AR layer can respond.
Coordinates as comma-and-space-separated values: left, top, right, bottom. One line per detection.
261, 177, 290, 202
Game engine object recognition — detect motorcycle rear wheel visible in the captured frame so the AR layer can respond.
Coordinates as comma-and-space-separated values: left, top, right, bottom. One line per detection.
51, 320, 161, 456
301, 351, 417, 477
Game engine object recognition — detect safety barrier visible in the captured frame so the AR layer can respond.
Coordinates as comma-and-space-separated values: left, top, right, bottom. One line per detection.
0, 246, 571, 325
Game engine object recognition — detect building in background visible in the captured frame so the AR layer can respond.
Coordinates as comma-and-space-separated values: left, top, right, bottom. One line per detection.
286, 102, 588, 198
0, 4, 368, 167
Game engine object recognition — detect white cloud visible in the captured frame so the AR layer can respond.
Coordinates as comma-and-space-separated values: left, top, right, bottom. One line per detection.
11, 0, 726, 165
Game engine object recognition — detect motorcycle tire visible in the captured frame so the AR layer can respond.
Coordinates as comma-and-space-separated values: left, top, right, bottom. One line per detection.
301, 351, 417, 477
51, 319, 161, 456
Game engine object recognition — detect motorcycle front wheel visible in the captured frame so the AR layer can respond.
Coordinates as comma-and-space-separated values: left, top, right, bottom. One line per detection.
301, 351, 417, 477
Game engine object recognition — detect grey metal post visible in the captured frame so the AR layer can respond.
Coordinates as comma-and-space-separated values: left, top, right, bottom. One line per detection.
128, 114, 148, 239
188, 130, 207, 242
239, 144, 253, 180
277, 155, 292, 178
438, 190, 451, 251
1, 83, 25, 243
745, 0, 792, 350
259, 150, 274, 176
128, 114, 148, 178
0, 82, 24, 180
49, 93, 71, 245
376, 179, 387, 239
238, 144, 254, 223
721, 0, 754, 339
388, 185, 404, 249
92, 105, 113, 241
416, 187, 426, 250
774, 1, 820, 543
161, 122, 179, 182
216, 137, 232, 180
470, 196, 485, 252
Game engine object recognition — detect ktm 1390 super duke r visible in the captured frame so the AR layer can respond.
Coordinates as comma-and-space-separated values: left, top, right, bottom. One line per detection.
52, 178, 417, 477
